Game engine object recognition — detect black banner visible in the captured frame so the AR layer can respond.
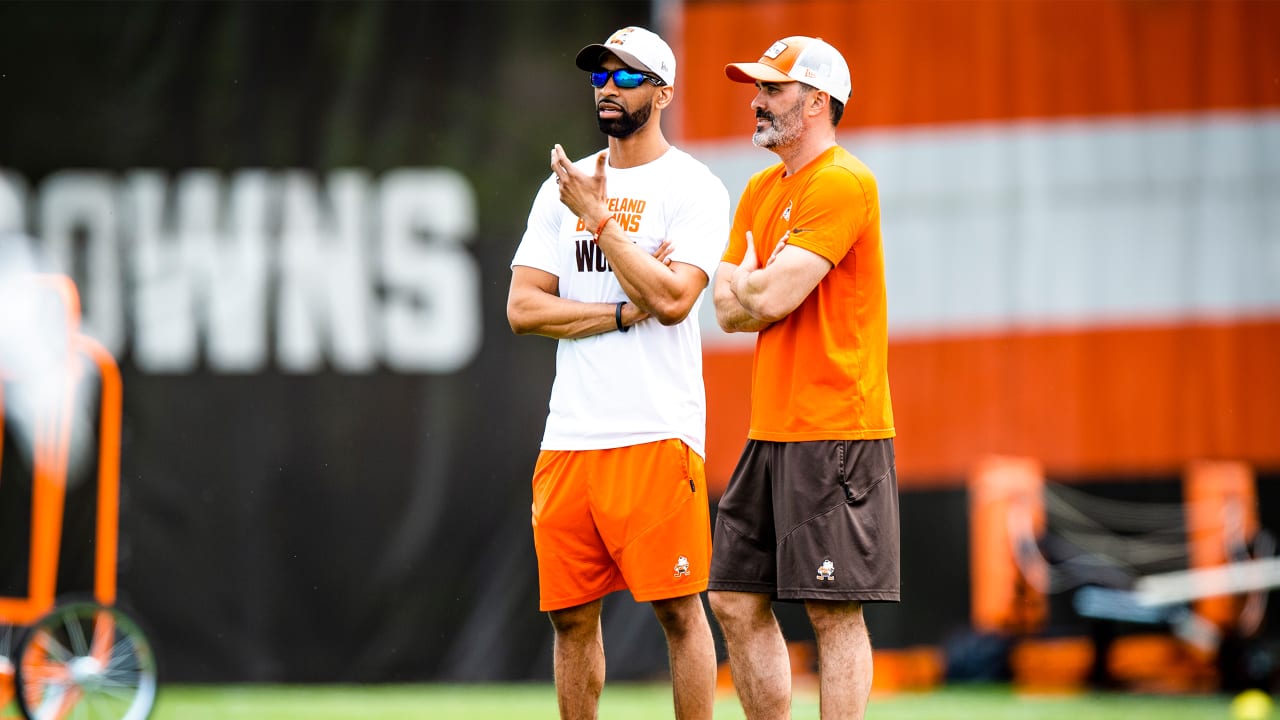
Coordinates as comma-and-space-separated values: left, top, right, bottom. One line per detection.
0, 0, 667, 683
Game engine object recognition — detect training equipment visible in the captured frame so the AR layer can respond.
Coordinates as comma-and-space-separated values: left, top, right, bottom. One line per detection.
968, 455, 1276, 693
1230, 689, 1274, 720
1, 274, 157, 720
1136, 558, 1280, 608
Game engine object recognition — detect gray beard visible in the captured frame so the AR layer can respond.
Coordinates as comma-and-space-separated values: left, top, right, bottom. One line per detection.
752, 101, 805, 148
753, 119, 802, 149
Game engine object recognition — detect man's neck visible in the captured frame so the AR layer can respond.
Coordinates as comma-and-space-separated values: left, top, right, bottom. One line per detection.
606, 124, 671, 169
775, 131, 838, 176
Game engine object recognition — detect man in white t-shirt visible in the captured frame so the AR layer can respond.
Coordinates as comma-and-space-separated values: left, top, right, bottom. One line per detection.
507, 25, 729, 720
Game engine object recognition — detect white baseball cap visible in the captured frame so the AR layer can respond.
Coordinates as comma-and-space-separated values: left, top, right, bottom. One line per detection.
725, 36, 851, 103
575, 26, 676, 87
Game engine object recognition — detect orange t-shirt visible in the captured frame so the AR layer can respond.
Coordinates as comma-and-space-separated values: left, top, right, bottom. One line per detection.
722, 145, 895, 441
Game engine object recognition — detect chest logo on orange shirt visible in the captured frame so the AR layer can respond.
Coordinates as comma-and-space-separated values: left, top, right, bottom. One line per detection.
782, 201, 792, 222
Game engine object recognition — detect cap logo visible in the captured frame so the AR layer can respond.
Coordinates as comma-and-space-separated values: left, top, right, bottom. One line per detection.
608, 27, 635, 46
763, 40, 788, 60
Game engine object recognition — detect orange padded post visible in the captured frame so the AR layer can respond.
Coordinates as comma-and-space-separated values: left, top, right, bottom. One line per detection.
970, 455, 1048, 634
1184, 460, 1258, 630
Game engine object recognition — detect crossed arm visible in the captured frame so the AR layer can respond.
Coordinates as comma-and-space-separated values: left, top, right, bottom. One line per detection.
507, 146, 709, 340
713, 230, 834, 333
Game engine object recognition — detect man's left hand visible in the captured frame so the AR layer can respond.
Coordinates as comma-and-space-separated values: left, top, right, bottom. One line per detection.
551, 144, 608, 227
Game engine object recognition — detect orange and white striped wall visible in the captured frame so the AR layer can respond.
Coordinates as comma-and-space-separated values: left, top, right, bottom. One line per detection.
665, 0, 1280, 493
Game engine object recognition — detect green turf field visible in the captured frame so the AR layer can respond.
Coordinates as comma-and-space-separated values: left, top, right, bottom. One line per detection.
37, 682, 1235, 720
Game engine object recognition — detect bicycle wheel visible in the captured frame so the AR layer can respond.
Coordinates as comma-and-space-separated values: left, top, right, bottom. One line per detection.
13, 601, 157, 720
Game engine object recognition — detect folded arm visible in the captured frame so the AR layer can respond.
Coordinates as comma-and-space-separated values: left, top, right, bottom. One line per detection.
715, 231, 833, 330
551, 145, 708, 324
594, 223, 709, 325
713, 260, 771, 333
507, 265, 649, 339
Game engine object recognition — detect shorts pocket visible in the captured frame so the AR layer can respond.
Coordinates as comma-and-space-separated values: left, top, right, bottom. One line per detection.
837, 440, 892, 503
672, 438, 695, 493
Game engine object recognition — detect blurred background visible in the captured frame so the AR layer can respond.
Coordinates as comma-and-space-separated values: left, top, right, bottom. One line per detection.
1, 0, 1278, 700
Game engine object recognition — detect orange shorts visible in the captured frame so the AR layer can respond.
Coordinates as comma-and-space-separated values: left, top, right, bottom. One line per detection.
531, 438, 711, 612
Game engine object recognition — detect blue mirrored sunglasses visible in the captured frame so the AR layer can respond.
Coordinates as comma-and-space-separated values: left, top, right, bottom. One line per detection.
589, 68, 664, 89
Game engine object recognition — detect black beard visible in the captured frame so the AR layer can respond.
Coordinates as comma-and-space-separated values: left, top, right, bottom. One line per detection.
597, 100, 653, 139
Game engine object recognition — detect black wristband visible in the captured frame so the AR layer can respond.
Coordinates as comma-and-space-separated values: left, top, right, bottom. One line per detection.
615, 301, 629, 333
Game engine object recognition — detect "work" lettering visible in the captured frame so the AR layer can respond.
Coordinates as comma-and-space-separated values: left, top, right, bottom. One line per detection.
575, 239, 610, 272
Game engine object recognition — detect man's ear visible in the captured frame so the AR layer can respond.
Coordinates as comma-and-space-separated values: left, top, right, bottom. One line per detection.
809, 89, 829, 117
654, 85, 675, 110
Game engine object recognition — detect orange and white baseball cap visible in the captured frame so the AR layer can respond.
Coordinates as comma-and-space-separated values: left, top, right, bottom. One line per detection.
725, 36, 851, 103
575, 26, 677, 87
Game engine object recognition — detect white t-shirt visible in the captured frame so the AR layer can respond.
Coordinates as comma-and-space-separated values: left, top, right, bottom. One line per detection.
512, 147, 729, 457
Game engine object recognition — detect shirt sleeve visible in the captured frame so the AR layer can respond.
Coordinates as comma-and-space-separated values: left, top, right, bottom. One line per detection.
666, 168, 731, 279
510, 174, 564, 276
785, 166, 874, 266
723, 176, 758, 265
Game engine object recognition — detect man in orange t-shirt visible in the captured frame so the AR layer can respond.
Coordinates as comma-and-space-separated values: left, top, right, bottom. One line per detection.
708, 36, 898, 720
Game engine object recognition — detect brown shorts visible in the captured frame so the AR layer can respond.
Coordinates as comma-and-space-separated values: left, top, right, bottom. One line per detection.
532, 439, 711, 611
709, 438, 900, 603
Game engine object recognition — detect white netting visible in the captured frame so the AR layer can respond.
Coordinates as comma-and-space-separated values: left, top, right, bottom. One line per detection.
1013, 483, 1261, 596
